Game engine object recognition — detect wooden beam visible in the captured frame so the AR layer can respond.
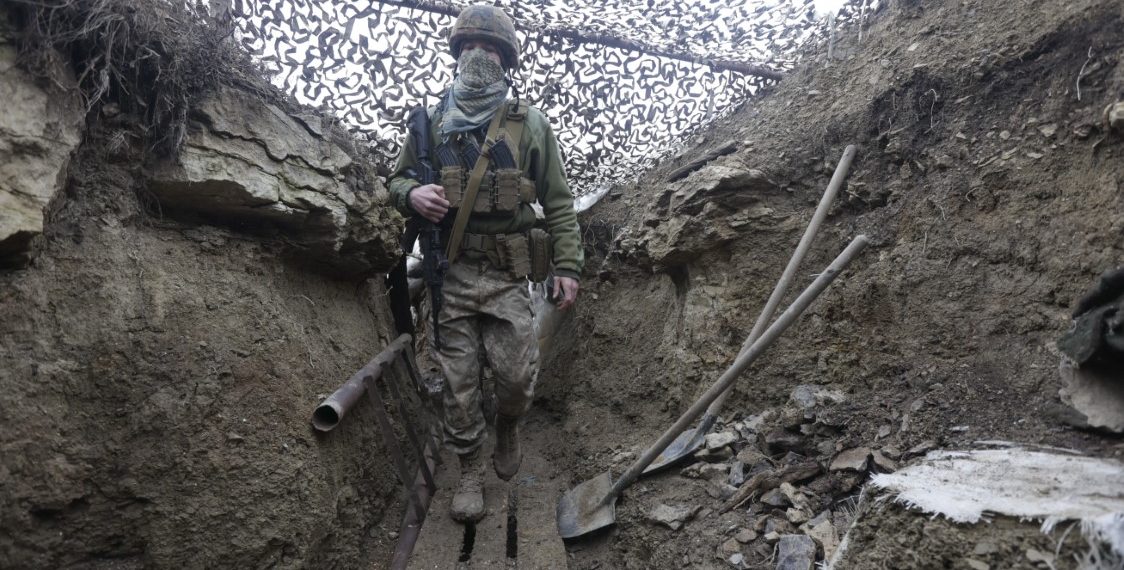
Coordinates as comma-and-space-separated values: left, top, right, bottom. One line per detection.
376, 0, 785, 80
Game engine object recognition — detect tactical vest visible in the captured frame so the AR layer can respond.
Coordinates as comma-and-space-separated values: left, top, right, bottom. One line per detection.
438, 99, 535, 216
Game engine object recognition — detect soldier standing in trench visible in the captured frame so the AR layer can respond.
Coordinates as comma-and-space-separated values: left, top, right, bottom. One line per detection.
387, 5, 583, 522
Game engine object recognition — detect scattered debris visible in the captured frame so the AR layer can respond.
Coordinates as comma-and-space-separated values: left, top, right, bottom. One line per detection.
775, 534, 816, 570
721, 461, 822, 513
803, 518, 838, 559
646, 503, 702, 531
706, 431, 739, 451
870, 450, 897, 472
829, 447, 871, 472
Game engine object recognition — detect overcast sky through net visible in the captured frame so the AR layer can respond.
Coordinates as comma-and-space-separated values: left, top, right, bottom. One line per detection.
231, 0, 873, 195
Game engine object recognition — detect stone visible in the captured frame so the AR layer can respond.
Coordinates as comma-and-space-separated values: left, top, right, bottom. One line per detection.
829, 447, 871, 471
880, 445, 902, 460
764, 517, 795, 535
760, 488, 791, 507
803, 519, 838, 560
972, 541, 998, 556
871, 450, 898, 472
1037, 123, 1058, 137
0, 28, 84, 265
706, 431, 739, 451
785, 508, 810, 524
646, 503, 700, 531
734, 528, 757, 543
779, 483, 810, 510
697, 462, 731, 480
1026, 549, 1055, 565
720, 537, 742, 555
766, 430, 806, 454
790, 385, 846, 412
1106, 102, 1124, 133
763, 531, 781, 543
728, 461, 746, 487
964, 559, 990, 570
775, 534, 816, 570
727, 553, 745, 568
147, 87, 399, 278
905, 440, 937, 457
707, 481, 738, 500
876, 425, 892, 439
743, 410, 773, 432
736, 447, 768, 465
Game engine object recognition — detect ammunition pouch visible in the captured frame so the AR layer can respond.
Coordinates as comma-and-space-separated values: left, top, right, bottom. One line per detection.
528, 228, 552, 283
438, 167, 536, 214
460, 230, 552, 282
440, 166, 465, 207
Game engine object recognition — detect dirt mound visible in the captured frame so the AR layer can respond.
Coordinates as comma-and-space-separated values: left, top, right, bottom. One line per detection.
539, 0, 1124, 567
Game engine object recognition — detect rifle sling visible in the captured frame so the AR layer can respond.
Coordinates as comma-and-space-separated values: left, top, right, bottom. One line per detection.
445, 105, 507, 263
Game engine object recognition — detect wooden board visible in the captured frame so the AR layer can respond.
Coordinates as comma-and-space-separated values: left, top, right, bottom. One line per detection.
407, 413, 568, 570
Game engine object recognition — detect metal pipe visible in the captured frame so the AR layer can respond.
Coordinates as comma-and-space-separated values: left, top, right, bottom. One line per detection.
390, 433, 440, 570
311, 333, 413, 432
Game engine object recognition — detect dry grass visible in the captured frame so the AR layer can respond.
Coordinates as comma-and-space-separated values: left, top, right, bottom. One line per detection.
7, 0, 271, 156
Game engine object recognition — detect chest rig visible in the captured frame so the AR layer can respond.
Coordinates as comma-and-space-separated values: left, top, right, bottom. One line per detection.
441, 99, 537, 264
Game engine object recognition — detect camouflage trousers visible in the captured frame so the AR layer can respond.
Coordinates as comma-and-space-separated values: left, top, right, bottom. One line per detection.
431, 256, 539, 455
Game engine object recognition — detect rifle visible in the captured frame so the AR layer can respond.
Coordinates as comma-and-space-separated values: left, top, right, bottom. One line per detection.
403, 106, 450, 349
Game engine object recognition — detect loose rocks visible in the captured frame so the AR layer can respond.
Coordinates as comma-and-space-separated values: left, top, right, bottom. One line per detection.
646, 503, 702, 531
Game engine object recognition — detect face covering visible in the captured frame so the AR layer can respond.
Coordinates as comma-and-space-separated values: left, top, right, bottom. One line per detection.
457, 47, 506, 89
440, 47, 510, 138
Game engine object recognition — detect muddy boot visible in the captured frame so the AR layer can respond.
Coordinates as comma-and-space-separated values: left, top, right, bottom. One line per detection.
450, 451, 486, 523
493, 414, 522, 480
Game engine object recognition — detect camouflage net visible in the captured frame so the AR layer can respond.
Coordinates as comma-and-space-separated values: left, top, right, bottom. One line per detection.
230, 0, 876, 194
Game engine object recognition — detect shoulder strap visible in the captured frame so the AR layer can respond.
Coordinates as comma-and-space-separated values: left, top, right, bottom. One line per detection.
502, 99, 528, 164
445, 107, 507, 263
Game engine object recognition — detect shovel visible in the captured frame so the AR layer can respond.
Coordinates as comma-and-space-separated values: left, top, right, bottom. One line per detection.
643, 144, 857, 474
557, 235, 869, 539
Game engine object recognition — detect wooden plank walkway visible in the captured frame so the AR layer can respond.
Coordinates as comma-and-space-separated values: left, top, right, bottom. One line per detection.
407, 414, 569, 570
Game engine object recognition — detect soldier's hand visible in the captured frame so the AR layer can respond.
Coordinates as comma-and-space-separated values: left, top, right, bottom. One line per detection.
553, 276, 580, 311
409, 184, 449, 224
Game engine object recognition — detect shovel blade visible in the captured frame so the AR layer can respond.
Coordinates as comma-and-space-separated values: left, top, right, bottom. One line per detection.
556, 471, 616, 539
642, 426, 705, 475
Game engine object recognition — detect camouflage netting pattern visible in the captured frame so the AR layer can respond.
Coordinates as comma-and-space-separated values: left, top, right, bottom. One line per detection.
230, 0, 876, 194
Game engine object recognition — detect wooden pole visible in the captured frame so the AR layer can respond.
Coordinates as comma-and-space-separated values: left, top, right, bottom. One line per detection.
376, 0, 785, 80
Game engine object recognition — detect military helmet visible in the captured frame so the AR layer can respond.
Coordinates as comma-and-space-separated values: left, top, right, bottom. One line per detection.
449, 5, 520, 70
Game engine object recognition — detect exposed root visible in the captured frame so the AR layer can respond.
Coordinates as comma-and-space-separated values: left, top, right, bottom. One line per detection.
7, 0, 269, 157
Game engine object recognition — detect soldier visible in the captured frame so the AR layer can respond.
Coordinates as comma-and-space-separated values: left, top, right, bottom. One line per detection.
387, 5, 583, 522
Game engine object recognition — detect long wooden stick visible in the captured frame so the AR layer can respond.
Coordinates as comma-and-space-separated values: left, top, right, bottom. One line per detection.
605, 236, 869, 503
374, 0, 785, 80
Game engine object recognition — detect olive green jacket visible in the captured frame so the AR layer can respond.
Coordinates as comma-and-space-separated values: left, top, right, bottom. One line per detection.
387, 102, 584, 281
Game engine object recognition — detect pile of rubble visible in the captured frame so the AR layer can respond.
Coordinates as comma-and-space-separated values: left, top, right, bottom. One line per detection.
637, 384, 923, 569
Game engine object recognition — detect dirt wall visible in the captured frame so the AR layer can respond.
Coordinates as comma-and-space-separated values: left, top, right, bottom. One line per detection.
0, 6, 410, 566
0, 135, 410, 570
544, 0, 1124, 567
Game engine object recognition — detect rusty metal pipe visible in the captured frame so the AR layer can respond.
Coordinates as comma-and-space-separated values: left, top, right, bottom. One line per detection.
311, 333, 413, 432
390, 433, 440, 569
